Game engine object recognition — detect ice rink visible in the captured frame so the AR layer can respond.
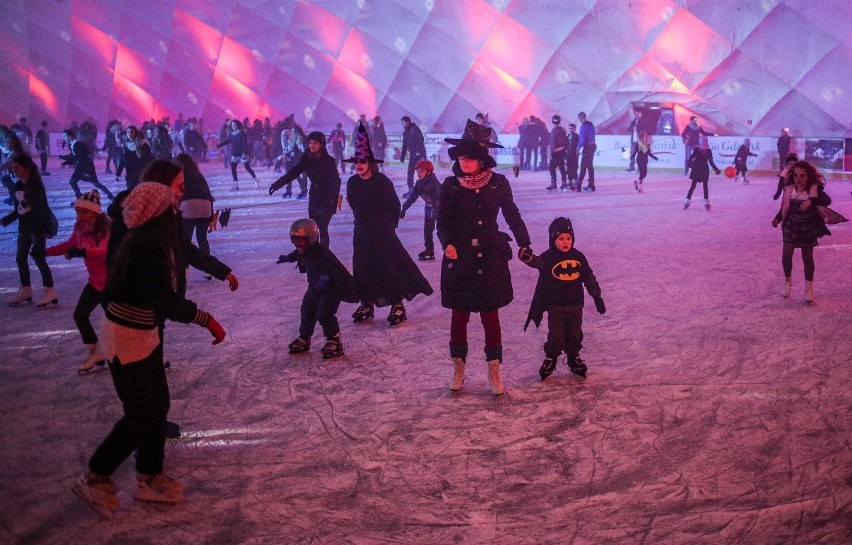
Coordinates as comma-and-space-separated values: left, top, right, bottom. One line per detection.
1, 160, 850, 545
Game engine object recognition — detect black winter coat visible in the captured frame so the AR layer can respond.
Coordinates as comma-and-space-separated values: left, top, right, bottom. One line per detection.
1, 178, 53, 235
401, 172, 441, 219
346, 172, 433, 306
271, 149, 341, 218
218, 130, 248, 158
278, 244, 358, 304
119, 142, 154, 189
437, 169, 530, 312
400, 124, 426, 160
687, 148, 719, 182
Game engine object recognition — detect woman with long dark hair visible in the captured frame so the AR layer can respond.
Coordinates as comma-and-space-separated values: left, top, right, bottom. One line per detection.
216, 119, 258, 190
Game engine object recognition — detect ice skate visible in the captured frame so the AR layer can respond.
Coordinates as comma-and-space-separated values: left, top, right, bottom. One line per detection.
703, 199, 711, 211
637, 181, 643, 192
560, 183, 568, 191
387, 303, 407, 327
134, 473, 184, 504
450, 358, 465, 391
36, 287, 59, 308
296, 192, 308, 200
230, 184, 239, 191
805, 281, 814, 303
72, 473, 119, 519
545, 183, 557, 191
417, 250, 435, 261
582, 185, 595, 192
254, 178, 260, 190
282, 189, 292, 199
321, 334, 344, 360
352, 304, 374, 323
487, 359, 505, 395
683, 198, 690, 210
539, 357, 557, 381
288, 337, 310, 354
565, 354, 587, 378
781, 277, 792, 298
742, 177, 750, 185
8, 286, 33, 306
78, 343, 106, 374
633, 180, 639, 192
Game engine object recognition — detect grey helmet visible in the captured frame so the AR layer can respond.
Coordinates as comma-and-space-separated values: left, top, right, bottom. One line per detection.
289, 218, 319, 245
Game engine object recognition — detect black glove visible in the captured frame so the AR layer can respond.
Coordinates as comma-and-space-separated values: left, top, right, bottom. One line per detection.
268, 185, 276, 196
594, 297, 606, 315
67, 248, 86, 258
518, 246, 534, 263
0, 217, 10, 228
276, 254, 295, 264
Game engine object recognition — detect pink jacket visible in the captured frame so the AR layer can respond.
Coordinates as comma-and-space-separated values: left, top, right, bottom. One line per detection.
46, 228, 109, 291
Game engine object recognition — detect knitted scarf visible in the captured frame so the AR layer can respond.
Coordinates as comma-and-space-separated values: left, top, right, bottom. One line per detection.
458, 168, 492, 190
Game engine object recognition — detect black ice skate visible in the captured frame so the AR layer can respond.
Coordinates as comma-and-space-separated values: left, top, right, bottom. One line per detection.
288, 337, 310, 354
565, 354, 587, 378
387, 304, 407, 327
352, 304, 374, 322
321, 334, 344, 360
417, 250, 435, 261
539, 357, 557, 381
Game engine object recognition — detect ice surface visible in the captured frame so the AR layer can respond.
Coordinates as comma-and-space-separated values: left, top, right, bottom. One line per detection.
0, 159, 850, 544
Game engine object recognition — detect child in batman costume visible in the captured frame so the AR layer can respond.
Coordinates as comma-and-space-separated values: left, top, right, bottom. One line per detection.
277, 218, 358, 359
520, 217, 605, 380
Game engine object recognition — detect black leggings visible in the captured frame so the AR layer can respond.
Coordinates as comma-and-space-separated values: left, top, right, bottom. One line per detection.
182, 217, 211, 256
16, 230, 53, 287
74, 284, 102, 344
687, 179, 709, 200
782, 243, 814, 281
230, 161, 256, 182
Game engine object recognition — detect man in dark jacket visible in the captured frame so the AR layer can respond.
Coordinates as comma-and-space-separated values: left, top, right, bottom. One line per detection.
546, 115, 568, 190
269, 131, 342, 248
681, 115, 714, 175
60, 130, 115, 200
399, 116, 426, 198
776, 128, 790, 173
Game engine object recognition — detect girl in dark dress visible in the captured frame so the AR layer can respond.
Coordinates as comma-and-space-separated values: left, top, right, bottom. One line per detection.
683, 135, 720, 210
345, 122, 432, 327
437, 120, 531, 395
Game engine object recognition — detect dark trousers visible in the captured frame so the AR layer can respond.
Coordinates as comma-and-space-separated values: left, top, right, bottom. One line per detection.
406, 153, 424, 190
39, 152, 49, 173
74, 283, 102, 344
229, 161, 256, 182
628, 141, 638, 170
538, 145, 548, 169
528, 146, 539, 170
16, 230, 53, 287
684, 145, 697, 174
544, 307, 584, 358
566, 153, 578, 181
549, 150, 567, 184
310, 211, 333, 248
423, 216, 436, 252
2, 174, 14, 201
89, 345, 169, 476
579, 144, 596, 186
69, 169, 114, 199
182, 217, 211, 256
637, 158, 649, 181
686, 179, 709, 200
782, 244, 815, 281
299, 288, 341, 339
449, 309, 502, 361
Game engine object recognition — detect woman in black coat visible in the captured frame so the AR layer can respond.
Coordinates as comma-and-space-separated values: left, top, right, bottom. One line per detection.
345, 122, 432, 327
684, 135, 720, 210
117, 125, 154, 190
437, 120, 531, 395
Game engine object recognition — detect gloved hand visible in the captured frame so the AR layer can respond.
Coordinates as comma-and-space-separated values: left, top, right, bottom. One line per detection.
312, 274, 330, 292
0, 217, 11, 228
518, 246, 534, 263
268, 185, 276, 196
66, 248, 86, 258
714, 169, 722, 175
205, 315, 226, 345
594, 297, 606, 315
277, 254, 295, 264
225, 273, 239, 291
399, 209, 405, 219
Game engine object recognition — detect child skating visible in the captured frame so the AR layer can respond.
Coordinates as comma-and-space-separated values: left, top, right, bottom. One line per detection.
633, 132, 657, 192
277, 218, 358, 358
44, 190, 111, 373
400, 160, 441, 260
520, 217, 606, 380
732, 138, 757, 184
684, 135, 720, 210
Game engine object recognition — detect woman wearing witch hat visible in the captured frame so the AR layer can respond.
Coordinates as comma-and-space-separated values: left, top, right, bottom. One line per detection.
345, 121, 433, 327
438, 120, 531, 395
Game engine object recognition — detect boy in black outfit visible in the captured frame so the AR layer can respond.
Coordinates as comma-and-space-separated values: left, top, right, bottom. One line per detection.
520, 217, 605, 380
399, 159, 441, 260
277, 218, 358, 358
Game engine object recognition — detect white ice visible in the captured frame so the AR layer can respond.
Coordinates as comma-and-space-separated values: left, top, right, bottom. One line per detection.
0, 160, 850, 544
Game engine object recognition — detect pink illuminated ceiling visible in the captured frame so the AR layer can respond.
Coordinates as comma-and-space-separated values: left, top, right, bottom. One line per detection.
1, 0, 849, 136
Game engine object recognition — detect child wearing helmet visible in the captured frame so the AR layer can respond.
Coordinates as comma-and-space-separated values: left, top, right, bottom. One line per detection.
277, 218, 358, 358
520, 216, 606, 380
400, 159, 441, 260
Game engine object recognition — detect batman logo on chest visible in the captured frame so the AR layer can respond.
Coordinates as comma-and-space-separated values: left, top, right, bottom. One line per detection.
551, 259, 581, 281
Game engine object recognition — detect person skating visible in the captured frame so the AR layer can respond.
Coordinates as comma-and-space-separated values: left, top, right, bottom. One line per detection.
345, 122, 433, 327
276, 219, 358, 358
520, 217, 605, 380
44, 190, 111, 373
216, 120, 258, 190
732, 138, 758, 184
399, 116, 426, 198
633, 132, 657, 192
546, 115, 568, 191
60, 130, 115, 201
577, 112, 596, 191
683, 135, 720, 210
438, 120, 531, 395
400, 160, 441, 261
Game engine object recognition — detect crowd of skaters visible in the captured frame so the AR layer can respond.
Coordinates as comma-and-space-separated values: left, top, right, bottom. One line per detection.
0, 110, 844, 519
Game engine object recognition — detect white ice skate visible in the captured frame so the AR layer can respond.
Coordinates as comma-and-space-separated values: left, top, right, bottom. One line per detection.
36, 287, 58, 308
8, 286, 33, 306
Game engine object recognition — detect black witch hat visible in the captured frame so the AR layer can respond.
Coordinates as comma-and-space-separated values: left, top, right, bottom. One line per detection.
444, 119, 503, 148
343, 121, 383, 163
444, 119, 501, 166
